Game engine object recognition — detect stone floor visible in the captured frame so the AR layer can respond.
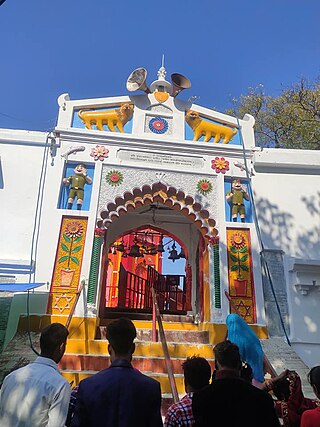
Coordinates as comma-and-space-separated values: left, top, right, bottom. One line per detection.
261, 337, 314, 398
0, 331, 39, 386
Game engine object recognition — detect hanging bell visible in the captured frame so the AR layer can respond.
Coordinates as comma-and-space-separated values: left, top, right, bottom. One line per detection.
148, 244, 158, 255
157, 234, 165, 253
178, 247, 186, 259
157, 243, 165, 252
128, 244, 141, 257
168, 242, 180, 262
117, 241, 125, 252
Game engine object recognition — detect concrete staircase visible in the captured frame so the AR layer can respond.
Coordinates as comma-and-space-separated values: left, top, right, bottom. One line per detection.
0, 314, 271, 416
59, 316, 218, 413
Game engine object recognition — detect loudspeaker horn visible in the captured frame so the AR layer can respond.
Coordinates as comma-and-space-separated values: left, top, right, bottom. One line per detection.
171, 73, 191, 97
126, 67, 151, 94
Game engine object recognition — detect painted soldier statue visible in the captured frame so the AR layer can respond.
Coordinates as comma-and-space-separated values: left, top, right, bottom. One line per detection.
63, 164, 92, 210
226, 179, 249, 223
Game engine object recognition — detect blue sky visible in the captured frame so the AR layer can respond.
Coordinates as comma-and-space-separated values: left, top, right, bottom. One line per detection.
0, 0, 319, 131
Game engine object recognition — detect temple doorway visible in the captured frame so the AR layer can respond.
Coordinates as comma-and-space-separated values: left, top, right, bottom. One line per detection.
101, 226, 192, 317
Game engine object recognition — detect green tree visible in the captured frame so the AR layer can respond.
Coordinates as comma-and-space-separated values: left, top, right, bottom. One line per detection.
226, 79, 320, 149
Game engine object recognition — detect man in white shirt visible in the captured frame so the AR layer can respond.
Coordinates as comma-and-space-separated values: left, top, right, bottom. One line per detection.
0, 322, 71, 427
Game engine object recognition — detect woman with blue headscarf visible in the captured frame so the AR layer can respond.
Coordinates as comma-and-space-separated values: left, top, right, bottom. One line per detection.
226, 313, 265, 387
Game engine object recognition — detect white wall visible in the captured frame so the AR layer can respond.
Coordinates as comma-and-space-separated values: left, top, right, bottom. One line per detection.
0, 130, 47, 263
253, 148, 320, 367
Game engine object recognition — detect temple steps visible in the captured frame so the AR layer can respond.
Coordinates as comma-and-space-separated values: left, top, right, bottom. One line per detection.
60, 354, 216, 375
62, 369, 186, 394
60, 318, 217, 398
98, 326, 210, 343
65, 339, 214, 359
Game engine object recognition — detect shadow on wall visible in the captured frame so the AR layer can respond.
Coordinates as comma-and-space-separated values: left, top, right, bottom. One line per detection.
298, 192, 320, 259
254, 193, 320, 259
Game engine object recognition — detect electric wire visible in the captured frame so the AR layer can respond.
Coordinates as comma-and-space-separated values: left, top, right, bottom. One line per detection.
26, 132, 52, 355
236, 117, 291, 345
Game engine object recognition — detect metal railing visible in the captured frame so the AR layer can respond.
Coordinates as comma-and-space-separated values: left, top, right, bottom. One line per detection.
151, 287, 179, 403
65, 280, 85, 329
118, 265, 149, 309
115, 264, 187, 313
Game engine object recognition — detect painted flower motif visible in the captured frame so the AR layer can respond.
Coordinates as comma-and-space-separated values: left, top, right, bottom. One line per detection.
230, 232, 246, 249
106, 170, 124, 186
209, 236, 220, 245
59, 222, 84, 269
94, 227, 105, 237
197, 179, 213, 195
65, 222, 84, 239
90, 145, 109, 161
149, 117, 168, 134
211, 157, 230, 174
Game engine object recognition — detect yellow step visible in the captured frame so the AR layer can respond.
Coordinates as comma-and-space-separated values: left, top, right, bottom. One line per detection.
132, 320, 201, 331
17, 315, 268, 343
66, 340, 214, 359
62, 370, 185, 394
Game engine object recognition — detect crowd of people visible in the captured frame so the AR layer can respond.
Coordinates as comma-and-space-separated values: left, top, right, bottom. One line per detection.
0, 315, 319, 426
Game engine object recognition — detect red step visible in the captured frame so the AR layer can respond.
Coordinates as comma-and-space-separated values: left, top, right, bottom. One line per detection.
59, 354, 215, 374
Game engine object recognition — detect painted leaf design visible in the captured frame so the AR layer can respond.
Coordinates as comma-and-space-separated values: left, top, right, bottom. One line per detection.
230, 246, 237, 254
240, 265, 249, 271
58, 256, 69, 263
230, 254, 238, 263
70, 256, 79, 265
230, 265, 238, 271
61, 243, 69, 252
74, 236, 83, 243
240, 254, 248, 262
63, 234, 71, 243
71, 246, 82, 253
239, 247, 247, 253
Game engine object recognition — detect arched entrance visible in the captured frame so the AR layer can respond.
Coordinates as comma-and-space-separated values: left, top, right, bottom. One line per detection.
96, 182, 218, 319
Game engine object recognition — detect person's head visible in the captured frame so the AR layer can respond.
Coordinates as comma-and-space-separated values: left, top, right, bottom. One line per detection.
106, 318, 137, 362
214, 340, 242, 372
40, 323, 69, 363
273, 378, 290, 401
308, 366, 320, 399
272, 370, 300, 402
182, 356, 211, 393
241, 361, 253, 383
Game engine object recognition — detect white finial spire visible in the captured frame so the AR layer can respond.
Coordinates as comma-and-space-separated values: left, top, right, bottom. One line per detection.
150, 55, 172, 94
157, 54, 166, 80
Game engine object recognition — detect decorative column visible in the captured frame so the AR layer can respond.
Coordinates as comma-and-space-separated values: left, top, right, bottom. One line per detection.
87, 228, 105, 305
210, 236, 221, 309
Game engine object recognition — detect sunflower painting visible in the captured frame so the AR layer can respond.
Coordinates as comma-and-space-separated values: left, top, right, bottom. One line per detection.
48, 216, 88, 315
50, 216, 88, 289
226, 228, 256, 323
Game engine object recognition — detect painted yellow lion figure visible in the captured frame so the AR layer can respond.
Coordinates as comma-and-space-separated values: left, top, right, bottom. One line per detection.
78, 103, 134, 132
185, 110, 237, 143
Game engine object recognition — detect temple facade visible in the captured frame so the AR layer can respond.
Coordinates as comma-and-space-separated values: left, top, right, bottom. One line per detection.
1, 66, 319, 368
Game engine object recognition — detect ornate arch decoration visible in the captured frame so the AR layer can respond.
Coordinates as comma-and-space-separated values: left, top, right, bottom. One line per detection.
96, 182, 218, 242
